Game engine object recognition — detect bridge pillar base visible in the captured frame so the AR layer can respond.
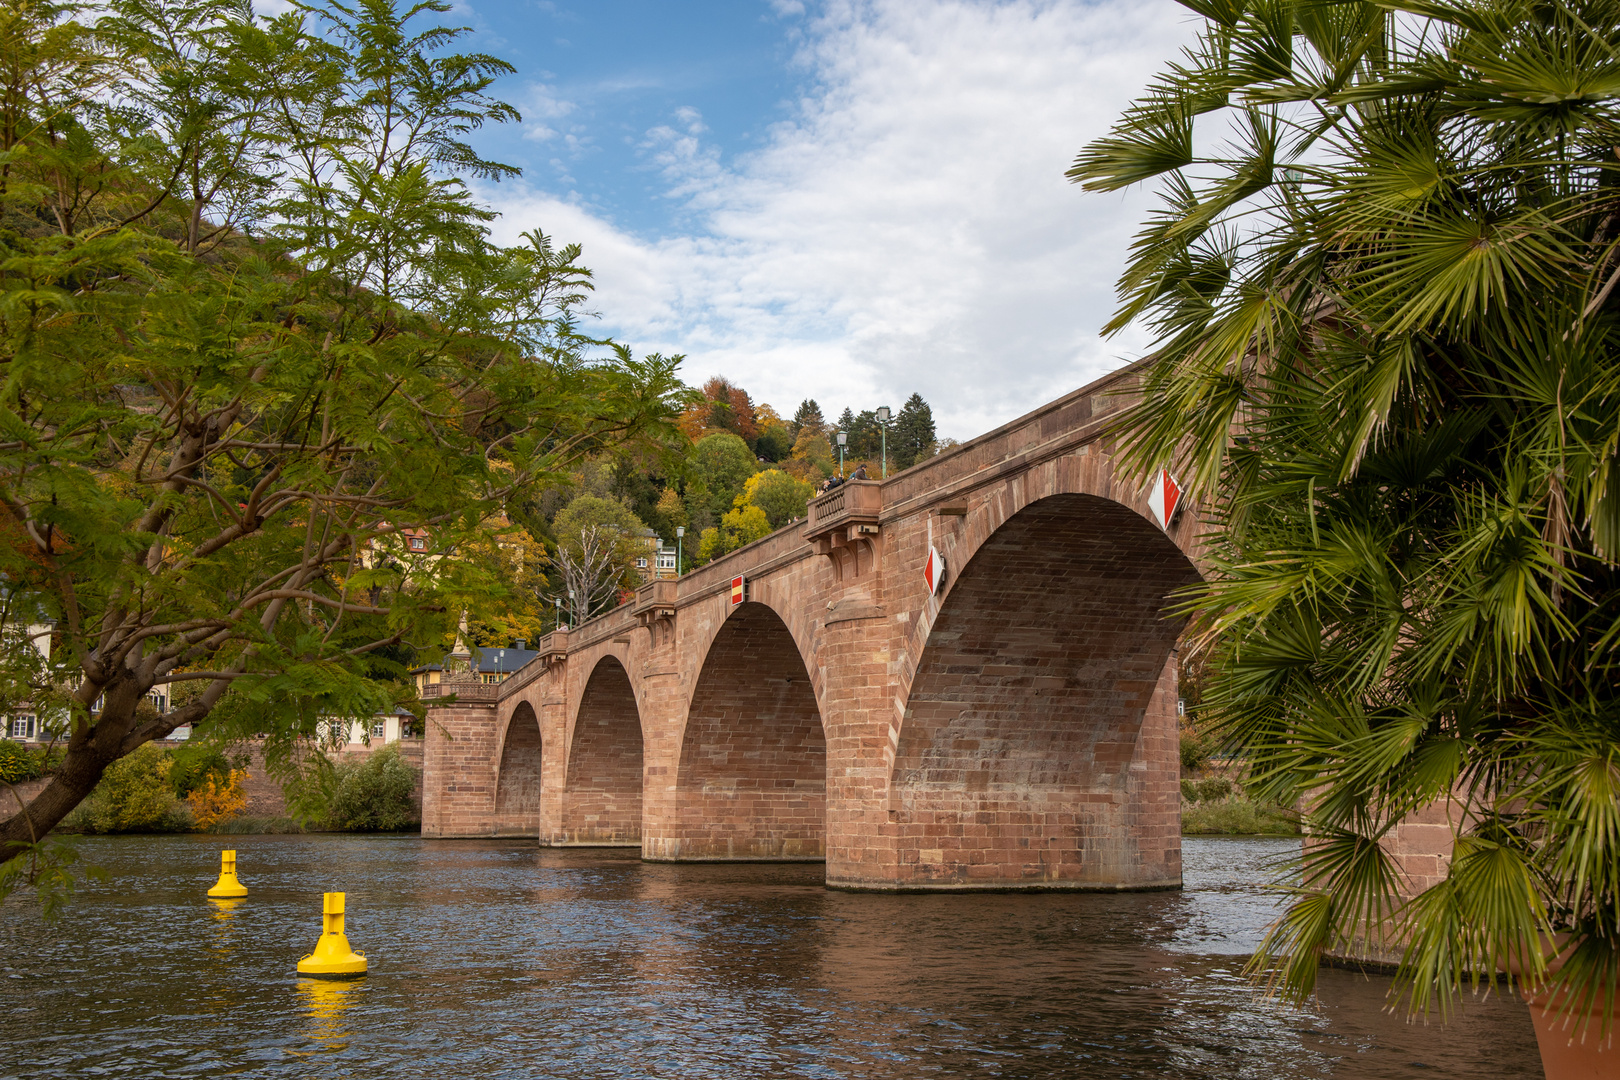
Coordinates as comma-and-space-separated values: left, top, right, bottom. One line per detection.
823, 878, 1181, 893
641, 855, 827, 863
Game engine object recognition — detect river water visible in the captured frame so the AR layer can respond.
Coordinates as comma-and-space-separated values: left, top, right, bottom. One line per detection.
0, 836, 1541, 1079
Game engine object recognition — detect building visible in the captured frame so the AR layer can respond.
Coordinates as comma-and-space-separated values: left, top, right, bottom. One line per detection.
2, 621, 55, 742
317, 707, 421, 748
651, 535, 679, 580
412, 639, 541, 696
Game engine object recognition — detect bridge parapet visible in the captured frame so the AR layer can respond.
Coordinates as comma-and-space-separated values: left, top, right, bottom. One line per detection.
633, 579, 678, 620
534, 629, 569, 661
422, 677, 498, 701
804, 479, 883, 582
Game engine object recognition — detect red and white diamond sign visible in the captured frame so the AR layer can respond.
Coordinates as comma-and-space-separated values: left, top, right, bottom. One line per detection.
1147, 468, 1183, 530
923, 545, 946, 594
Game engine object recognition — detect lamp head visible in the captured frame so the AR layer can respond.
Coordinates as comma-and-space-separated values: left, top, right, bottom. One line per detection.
837, 431, 847, 446
676, 526, 685, 538
877, 406, 890, 423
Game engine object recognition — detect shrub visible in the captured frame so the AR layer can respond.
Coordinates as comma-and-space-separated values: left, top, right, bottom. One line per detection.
0, 741, 62, 784
1179, 777, 1236, 803
326, 745, 418, 831
185, 768, 249, 830
59, 744, 191, 834
1179, 730, 1210, 773
168, 743, 241, 798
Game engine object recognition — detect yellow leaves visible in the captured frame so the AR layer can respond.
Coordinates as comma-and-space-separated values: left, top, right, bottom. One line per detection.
186, 766, 248, 830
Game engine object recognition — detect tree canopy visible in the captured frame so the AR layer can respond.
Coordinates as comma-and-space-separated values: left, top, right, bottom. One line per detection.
0, 0, 685, 866
1075, 0, 1620, 1030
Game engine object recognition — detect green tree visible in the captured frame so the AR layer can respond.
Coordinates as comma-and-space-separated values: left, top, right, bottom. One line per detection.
791, 399, 825, 437
686, 432, 758, 525
739, 469, 813, 529
1074, 0, 1620, 1033
550, 496, 649, 626
892, 393, 936, 469
846, 408, 882, 461
754, 422, 794, 462
0, 0, 685, 862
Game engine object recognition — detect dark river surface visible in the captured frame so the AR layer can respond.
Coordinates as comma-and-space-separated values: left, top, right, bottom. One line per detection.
0, 835, 1542, 1079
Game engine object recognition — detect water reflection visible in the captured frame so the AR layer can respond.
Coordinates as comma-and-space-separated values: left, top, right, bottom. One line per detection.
298, 977, 361, 1051
0, 836, 1544, 1079
207, 896, 244, 922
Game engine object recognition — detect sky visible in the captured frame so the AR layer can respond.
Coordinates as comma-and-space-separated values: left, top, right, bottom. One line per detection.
416, 0, 1198, 440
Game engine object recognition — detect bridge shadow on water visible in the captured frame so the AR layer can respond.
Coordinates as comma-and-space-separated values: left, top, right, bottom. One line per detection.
0, 834, 1540, 1079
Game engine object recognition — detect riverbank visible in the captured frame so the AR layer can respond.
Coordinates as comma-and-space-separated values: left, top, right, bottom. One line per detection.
1179, 777, 1299, 837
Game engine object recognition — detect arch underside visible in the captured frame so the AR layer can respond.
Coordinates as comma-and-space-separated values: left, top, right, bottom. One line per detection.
556, 656, 644, 846
649, 602, 826, 861
888, 494, 1197, 889
493, 701, 542, 837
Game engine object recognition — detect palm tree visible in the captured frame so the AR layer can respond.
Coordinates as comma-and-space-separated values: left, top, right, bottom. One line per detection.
1071, 0, 1620, 1049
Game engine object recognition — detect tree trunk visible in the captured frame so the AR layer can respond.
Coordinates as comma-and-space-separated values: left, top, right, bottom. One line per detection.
0, 698, 139, 853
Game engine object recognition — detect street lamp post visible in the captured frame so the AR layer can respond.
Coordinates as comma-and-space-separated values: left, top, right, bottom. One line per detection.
553, 595, 562, 631
836, 430, 847, 477
676, 525, 685, 576
876, 405, 891, 478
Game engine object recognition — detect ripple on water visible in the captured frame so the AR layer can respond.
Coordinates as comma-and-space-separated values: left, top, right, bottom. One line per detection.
0, 835, 1540, 1079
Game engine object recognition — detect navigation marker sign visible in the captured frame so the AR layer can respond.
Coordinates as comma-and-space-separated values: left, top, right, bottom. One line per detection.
730, 575, 746, 606
1147, 468, 1183, 531
924, 546, 946, 595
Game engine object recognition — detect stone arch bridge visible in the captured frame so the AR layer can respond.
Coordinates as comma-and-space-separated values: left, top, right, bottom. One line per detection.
422, 363, 1204, 891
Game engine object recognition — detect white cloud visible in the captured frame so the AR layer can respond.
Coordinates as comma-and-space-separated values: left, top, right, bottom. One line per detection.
484, 0, 1196, 440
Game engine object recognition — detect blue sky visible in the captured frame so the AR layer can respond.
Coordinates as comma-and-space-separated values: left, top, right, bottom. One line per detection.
459, 1, 807, 238
436, 1, 1197, 439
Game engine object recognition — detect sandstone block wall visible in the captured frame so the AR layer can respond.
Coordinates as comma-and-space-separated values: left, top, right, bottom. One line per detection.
423, 361, 1203, 890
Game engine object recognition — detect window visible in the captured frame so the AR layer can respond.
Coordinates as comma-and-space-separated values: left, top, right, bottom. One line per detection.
656, 553, 676, 570
400, 721, 415, 740
409, 537, 426, 551
483, 673, 503, 684
371, 722, 387, 740
8, 715, 36, 740
636, 557, 648, 569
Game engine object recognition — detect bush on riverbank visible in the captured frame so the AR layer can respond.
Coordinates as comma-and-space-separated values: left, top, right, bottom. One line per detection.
184, 768, 249, 830
1180, 778, 1298, 836
325, 745, 419, 831
0, 741, 63, 784
59, 745, 192, 834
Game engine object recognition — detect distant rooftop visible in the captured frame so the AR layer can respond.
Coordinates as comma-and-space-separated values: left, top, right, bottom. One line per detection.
412, 640, 539, 676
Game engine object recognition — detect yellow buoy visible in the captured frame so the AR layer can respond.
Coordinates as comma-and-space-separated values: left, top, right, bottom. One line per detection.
207, 849, 248, 898
296, 892, 367, 979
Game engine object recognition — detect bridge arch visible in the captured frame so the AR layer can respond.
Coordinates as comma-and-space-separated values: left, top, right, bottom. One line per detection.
493, 700, 543, 836
646, 600, 827, 861
558, 655, 644, 846
888, 492, 1198, 888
